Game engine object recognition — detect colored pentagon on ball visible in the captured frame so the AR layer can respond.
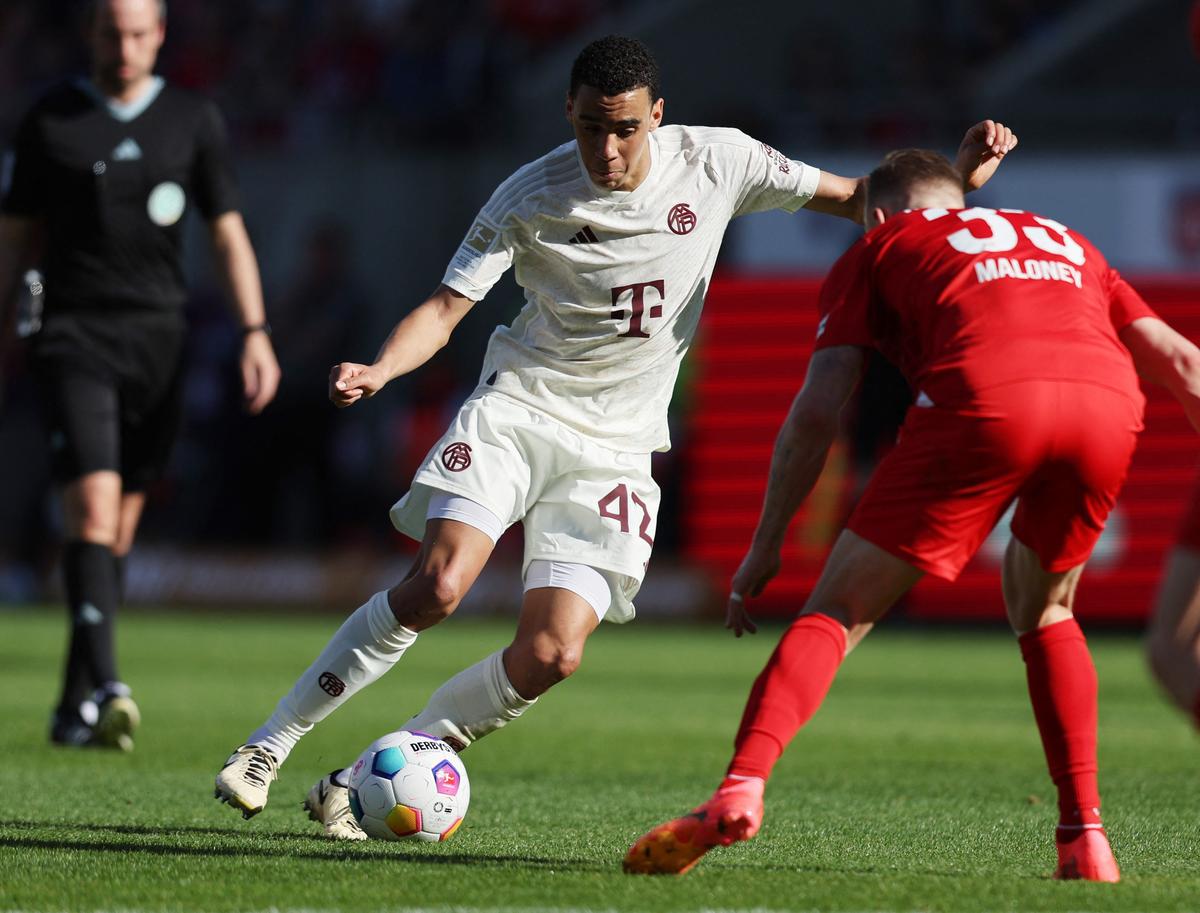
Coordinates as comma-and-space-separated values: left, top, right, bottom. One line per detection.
371, 746, 407, 777
385, 804, 422, 837
439, 817, 463, 841
348, 787, 364, 823
431, 760, 461, 796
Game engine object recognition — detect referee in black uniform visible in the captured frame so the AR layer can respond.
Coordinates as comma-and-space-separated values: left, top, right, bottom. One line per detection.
0, 0, 281, 750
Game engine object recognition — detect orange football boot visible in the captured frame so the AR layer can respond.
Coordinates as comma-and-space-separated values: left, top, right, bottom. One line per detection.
1054, 826, 1121, 882
623, 777, 764, 875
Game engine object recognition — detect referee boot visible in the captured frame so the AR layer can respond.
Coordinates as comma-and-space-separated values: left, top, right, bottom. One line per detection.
624, 776, 764, 875
93, 683, 140, 753
49, 708, 96, 748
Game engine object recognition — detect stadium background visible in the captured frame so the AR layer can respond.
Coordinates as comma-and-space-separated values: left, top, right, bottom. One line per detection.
1, 0, 1198, 623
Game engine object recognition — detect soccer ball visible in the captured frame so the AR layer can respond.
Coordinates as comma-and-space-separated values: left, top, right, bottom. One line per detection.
347, 730, 470, 842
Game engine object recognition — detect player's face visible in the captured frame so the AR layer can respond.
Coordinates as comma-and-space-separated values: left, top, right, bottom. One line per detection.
91, 0, 165, 96
566, 85, 664, 192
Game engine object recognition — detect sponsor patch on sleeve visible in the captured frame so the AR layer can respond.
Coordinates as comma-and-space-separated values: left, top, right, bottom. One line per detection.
452, 220, 499, 273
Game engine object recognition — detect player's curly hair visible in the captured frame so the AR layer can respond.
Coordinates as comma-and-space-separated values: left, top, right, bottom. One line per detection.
867, 149, 962, 208
569, 35, 661, 101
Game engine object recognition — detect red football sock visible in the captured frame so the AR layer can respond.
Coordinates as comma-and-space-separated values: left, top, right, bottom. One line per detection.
727, 613, 847, 781
1018, 617, 1103, 830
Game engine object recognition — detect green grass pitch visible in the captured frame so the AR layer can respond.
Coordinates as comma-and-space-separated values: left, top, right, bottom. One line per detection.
0, 605, 1196, 912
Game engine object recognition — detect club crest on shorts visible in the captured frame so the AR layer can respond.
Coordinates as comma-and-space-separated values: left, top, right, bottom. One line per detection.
442, 442, 472, 472
668, 203, 696, 235
318, 671, 346, 696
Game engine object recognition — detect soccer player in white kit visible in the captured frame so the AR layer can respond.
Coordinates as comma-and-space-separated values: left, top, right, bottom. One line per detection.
214, 35, 1016, 838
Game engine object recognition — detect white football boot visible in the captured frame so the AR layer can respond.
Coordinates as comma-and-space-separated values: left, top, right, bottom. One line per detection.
214, 744, 279, 819
303, 771, 367, 841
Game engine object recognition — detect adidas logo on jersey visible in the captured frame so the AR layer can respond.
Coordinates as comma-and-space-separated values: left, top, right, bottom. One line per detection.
568, 226, 600, 244
112, 138, 143, 161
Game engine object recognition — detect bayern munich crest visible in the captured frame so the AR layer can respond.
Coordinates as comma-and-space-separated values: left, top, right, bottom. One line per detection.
318, 671, 346, 696
442, 442, 472, 472
668, 203, 697, 235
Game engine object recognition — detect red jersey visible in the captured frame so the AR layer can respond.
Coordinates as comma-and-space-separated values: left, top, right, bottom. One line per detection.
816, 207, 1157, 406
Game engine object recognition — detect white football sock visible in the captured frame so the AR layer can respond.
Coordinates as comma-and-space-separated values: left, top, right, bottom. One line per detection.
401, 649, 535, 751
247, 591, 416, 764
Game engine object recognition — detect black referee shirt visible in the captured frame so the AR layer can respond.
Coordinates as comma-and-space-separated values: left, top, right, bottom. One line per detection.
1, 77, 241, 313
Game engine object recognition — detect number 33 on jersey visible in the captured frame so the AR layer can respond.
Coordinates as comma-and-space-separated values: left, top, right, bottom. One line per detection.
815, 206, 1156, 407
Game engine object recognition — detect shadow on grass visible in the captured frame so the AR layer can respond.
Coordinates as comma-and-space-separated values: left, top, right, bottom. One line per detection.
0, 819, 606, 872
1, 820, 1045, 881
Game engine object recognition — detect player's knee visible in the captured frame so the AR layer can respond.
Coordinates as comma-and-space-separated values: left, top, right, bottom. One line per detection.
415, 566, 469, 619
72, 509, 119, 546
386, 569, 466, 630
547, 643, 583, 681
514, 638, 583, 692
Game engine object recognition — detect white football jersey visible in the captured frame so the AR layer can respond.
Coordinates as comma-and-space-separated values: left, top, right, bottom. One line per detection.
442, 124, 820, 452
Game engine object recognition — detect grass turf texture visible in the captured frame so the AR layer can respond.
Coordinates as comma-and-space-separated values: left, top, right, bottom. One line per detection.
0, 606, 1196, 913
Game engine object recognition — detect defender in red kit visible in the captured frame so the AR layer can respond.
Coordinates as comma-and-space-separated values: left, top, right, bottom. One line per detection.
625, 149, 1200, 880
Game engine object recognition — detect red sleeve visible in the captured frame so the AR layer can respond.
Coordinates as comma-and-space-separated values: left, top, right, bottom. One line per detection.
1106, 268, 1157, 330
815, 237, 875, 351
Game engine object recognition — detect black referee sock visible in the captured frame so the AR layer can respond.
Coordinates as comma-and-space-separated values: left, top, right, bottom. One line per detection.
58, 541, 120, 717
113, 552, 127, 605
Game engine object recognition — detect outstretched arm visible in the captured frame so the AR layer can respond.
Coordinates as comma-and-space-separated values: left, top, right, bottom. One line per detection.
329, 283, 476, 408
805, 120, 1018, 224
954, 119, 1018, 192
727, 345, 865, 634
1119, 317, 1200, 432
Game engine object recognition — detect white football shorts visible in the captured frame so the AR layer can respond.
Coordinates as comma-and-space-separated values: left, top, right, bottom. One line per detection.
389, 391, 659, 623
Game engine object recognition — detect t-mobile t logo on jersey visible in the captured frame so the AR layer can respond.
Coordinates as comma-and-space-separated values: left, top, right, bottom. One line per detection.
611, 280, 665, 338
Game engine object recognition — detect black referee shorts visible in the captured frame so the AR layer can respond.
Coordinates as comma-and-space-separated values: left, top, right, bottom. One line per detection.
34, 311, 185, 492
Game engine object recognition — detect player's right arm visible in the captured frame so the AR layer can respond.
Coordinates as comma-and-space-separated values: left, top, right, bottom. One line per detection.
329, 284, 475, 408
1119, 317, 1200, 433
727, 345, 865, 635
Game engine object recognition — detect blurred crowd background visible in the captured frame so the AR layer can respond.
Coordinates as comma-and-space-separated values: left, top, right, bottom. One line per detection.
1, 0, 1197, 607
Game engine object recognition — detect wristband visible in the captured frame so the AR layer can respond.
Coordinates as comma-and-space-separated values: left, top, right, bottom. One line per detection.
241, 322, 271, 337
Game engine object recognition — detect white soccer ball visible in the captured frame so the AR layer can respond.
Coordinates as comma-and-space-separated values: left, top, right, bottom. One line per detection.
347, 730, 470, 842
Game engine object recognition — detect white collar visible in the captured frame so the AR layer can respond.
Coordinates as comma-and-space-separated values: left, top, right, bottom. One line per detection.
78, 76, 165, 123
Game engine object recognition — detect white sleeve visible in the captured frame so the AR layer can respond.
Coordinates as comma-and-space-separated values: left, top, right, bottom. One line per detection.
727, 131, 820, 218
441, 212, 515, 302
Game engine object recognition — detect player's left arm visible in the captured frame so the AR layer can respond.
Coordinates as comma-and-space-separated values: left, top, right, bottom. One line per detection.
727, 345, 865, 635
953, 119, 1018, 192
805, 120, 1017, 223
208, 211, 281, 414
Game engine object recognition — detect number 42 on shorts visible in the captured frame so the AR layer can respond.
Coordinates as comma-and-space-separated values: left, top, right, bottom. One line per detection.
598, 483, 655, 546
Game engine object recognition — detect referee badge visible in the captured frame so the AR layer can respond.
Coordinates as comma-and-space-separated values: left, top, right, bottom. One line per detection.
147, 181, 186, 226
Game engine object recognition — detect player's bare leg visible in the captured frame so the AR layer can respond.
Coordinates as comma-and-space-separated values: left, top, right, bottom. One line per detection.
504, 584, 601, 699
1146, 547, 1200, 725
53, 470, 138, 749
400, 572, 604, 748
216, 518, 494, 819
625, 531, 921, 875
1003, 537, 1119, 883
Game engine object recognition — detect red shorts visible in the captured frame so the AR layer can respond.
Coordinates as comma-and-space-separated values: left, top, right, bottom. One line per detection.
1178, 472, 1200, 551
847, 381, 1143, 580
